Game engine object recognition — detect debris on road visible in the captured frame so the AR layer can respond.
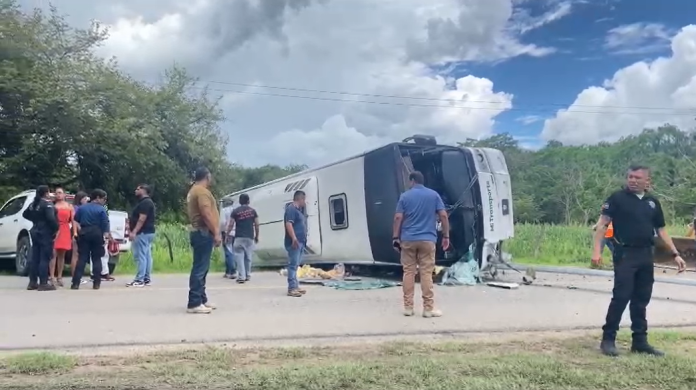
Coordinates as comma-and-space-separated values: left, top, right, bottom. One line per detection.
486, 282, 519, 290
440, 245, 480, 286
320, 279, 401, 290
279, 263, 346, 280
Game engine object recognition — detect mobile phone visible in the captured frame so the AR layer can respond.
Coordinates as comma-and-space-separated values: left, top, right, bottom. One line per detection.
393, 240, 401, 251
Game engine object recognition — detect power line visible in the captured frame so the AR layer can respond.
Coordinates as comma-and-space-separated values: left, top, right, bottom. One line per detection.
191, 86, 696, 117
200, 80, 696, 112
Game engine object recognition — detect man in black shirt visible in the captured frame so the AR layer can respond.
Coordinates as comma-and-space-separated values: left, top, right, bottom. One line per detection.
591, 165, 686, 357
227, 193, 259, 283
127, 184, 156, 287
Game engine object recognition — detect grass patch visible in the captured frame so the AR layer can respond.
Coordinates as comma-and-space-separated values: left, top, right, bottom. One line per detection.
2, 352, 76, 375
108, 223, 689, 274
508, 223, 687, 267
2, 330, 696, 389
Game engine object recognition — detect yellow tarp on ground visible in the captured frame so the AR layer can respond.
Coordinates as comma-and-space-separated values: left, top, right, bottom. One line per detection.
296, 264, 345, 280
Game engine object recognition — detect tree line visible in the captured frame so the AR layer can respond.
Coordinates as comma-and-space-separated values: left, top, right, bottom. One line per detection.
2, 1, 694, 225
462, 125, 696, 225
0, 1, 305, 220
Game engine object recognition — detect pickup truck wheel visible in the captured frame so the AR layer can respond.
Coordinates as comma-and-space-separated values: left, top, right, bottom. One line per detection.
15, 236, 30, 276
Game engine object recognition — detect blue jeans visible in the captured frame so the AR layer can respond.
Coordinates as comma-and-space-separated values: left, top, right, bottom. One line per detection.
133, 233, 155, 282
285, 242, 305, 291
222, 234, 236, 275
234, 237, 255, 280
601, 238, 615, 255
188, 230, 214, 309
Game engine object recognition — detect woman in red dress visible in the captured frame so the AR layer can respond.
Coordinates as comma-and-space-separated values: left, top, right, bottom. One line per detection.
51, 188, 76, 287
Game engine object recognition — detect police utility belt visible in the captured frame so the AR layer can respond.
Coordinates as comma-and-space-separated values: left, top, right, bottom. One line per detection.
610, 237, 653, 249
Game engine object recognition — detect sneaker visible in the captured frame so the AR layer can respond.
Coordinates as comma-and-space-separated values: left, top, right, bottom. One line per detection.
236, 279, 245, 284
423, 309, 443, 318
187, 304, 212, 314
93, 283, 101, 290
297, 288, 307, 295
70, 284, 79, 290
27, 283, 39, 291
144, 280, 151, 286
80, 279, 88, 285
126, 281, 145, 287
287, 289, 303, 297
403, 308, 415, 317
204, 302, 217, 310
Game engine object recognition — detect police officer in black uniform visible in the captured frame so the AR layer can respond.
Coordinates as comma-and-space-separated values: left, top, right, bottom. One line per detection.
22, 185, 59, 291
591, 165, 686, 357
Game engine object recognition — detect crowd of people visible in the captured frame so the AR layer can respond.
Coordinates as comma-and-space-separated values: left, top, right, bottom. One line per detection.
23, 186, 113, 290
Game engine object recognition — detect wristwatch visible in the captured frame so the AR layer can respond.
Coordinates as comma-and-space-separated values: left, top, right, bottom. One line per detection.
671, 252, 680, 258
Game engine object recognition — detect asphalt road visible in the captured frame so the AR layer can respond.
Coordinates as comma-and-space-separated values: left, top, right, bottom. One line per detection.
2, 270, 696, 351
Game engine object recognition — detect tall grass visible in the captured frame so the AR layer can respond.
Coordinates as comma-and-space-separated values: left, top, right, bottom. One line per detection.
116, 224, 225, 275
114, 223, 689, 274
507, 223, 686, 265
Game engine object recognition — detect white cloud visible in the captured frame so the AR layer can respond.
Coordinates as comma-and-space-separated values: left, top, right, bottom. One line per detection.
406, 0, 572, 64
22, 0, 574, 167
604, 22, 674, 55
542, 25, 696, 145
516, 115, 544, 125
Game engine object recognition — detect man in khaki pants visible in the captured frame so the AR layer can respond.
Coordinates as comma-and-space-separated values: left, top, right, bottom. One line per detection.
392, 171, 450, 318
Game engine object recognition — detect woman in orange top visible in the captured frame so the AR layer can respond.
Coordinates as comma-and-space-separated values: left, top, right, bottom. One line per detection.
51, 188, 76, 287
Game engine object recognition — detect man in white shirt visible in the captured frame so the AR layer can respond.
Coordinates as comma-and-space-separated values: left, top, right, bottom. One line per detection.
220, 200, 237, 279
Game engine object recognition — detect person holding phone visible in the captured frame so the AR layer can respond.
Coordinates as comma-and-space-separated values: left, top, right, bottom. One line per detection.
284, 190, 307, 298
392, 171, 450, 318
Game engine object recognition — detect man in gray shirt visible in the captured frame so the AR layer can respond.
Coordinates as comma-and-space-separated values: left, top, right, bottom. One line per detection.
227, 193, 259, 283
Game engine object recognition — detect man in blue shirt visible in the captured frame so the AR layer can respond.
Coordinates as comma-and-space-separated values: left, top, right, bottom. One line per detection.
71, 189, 111, 290
392, 171, 450, 318
284, 190, 307, 297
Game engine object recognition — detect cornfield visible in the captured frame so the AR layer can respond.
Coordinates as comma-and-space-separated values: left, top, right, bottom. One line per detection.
115, 223, 689, 274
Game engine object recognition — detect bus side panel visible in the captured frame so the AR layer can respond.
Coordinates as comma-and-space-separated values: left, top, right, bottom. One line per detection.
481, 147, 514, 239
302, 177, 323, 258
364, 145, 401, 264
470, 148, 512, 243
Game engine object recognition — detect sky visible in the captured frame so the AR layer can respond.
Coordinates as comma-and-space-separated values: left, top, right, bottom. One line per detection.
17, 0, 696, 167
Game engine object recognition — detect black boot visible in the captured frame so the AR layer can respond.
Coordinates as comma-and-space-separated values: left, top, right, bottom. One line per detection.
27, 282, 39, 291
600, 339, 620, 357
631, 338, 664, 356
70, 283, 79, 290
37, 283, 56, 291
93, 283, 100, 290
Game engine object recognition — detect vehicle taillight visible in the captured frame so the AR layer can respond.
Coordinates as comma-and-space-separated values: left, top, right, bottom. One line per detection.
125, 218, 130, 239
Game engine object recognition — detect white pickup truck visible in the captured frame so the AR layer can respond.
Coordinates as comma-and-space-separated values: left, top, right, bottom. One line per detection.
0, 190, 132, 275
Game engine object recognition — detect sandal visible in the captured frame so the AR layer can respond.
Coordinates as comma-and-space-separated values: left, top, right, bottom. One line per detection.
56, 278, 64, 287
